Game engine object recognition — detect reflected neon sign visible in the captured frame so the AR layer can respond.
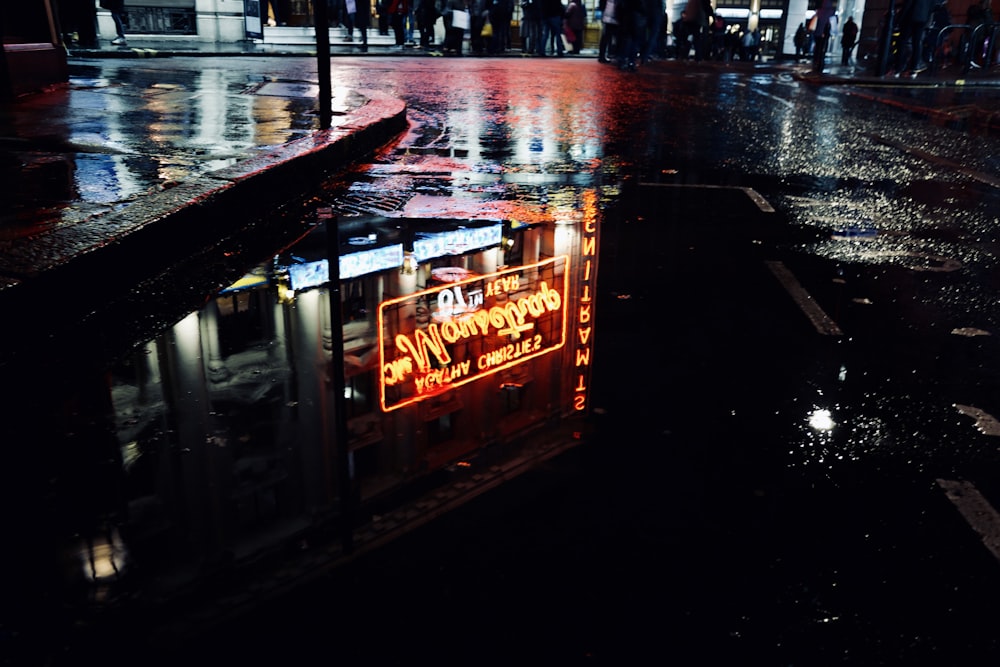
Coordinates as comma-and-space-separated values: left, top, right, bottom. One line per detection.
378, 256, 569, 411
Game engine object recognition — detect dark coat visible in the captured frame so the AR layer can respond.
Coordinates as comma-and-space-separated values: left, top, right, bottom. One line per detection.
899, 0, 935, 24
100, 0, 126, 13
354, 0, 372, 28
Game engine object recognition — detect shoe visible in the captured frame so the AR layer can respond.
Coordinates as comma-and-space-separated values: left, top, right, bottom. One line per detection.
345, 34, 353, 42
912, 62, 928, 74
111, 36, 127, 46
598, 57, 608, 63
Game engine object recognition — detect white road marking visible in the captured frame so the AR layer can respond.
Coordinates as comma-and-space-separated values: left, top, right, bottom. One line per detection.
750, 88, 795, 109
765, 260, 844, 336
955, 404, 1000, 436
937, 479, 1000, 563
637, 183, 775, 213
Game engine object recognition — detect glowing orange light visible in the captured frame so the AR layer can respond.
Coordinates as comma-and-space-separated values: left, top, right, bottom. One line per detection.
378, 256, 569, 412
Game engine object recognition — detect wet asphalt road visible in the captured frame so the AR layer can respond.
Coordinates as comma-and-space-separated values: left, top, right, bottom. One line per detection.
10, 56, 1000, 664
135, 179, 1000, 666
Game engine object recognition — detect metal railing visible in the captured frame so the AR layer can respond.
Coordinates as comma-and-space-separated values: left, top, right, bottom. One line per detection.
962, 22, 1000, 73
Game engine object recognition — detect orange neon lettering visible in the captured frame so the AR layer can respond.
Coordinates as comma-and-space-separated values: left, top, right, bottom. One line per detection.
578, 303, 591, 324
575, 348, 590, 367
395, 327, 452, 373
574, 374, 587, 391
582, 236, 596, 257
584, 219, 596, 234
383, 357, 414, 385
580, 285, 591, 303
583, 259, 591, 281
574, 395, 587, 411
577, 327, 591, 345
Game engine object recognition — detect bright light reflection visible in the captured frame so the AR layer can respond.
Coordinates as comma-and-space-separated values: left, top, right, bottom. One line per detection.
809, 408, 835, 431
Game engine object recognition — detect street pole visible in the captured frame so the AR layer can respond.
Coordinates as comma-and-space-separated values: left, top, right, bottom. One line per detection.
325, 214, 354, 554
313, 0, 332, 129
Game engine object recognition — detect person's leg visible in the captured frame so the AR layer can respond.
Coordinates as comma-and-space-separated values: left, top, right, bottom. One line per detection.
111, 12, 126, 42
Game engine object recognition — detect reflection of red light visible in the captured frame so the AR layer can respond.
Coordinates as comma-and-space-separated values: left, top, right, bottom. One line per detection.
430, 267, 476, 284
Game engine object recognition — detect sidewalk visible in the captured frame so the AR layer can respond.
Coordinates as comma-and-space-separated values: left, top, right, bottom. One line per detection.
0, 53, 408, 375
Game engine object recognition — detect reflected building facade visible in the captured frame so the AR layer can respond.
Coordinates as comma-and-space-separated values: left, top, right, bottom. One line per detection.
94, 206, 599, 600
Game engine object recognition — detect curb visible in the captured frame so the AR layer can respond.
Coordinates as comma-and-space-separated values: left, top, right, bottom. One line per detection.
0, 90, 407, 374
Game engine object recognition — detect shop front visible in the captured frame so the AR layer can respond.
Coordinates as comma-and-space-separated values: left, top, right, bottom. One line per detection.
1, 0, 67, 99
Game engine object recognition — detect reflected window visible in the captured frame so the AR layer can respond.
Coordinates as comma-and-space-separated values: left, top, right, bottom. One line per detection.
216, 289, 272, 358
428, 413, 454, 445
501, 385, 524, 415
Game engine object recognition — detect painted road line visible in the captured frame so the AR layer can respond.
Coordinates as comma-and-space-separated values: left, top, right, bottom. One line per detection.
937, 479, 1000, 563
637, 183, 775, 213
750, 88, 795, 109
765, 260, 844, 336
954, 404, 1000, 436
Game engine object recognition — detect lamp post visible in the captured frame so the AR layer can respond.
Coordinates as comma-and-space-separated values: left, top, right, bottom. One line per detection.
313, 0, 333, 129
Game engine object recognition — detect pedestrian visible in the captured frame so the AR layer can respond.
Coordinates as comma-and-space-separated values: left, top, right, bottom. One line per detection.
537, 0, 566, 56
414, 0, 440, 49
488, 0, 514, 53
99, 0, 127, 46
893, 0, 935, 74
597, 0, 619, 62
331, 0, 355, 39
682, 0, 713, 61
641, 0, 666, 63
840, 15, 858, 65
57, 0, 100, 48
470, 0, 489, 53
710, 12, 725, 60
520, 0, 542, 53
565, 0, 586, 53
354, 0, 372, 51
740, 25, 754, 60
442, 0, 469, 54
794, 22, 807, 59
386, 0, 412, 47
615, 0, 645, 69
265, 0, 290, 26
810, 0, 836, 74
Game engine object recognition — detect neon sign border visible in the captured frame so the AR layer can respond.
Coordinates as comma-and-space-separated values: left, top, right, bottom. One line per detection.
377, 255, 570, 413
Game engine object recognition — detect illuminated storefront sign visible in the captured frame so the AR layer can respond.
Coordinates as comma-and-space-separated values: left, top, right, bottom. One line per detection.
413, 224, 503, 262
573, 191, 598, 412
285, 244, 405, 291
378, 256, 569, 412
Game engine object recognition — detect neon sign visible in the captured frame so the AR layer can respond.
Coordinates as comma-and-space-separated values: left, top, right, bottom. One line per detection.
572, 190, 599, 412
378, 256, 569, 412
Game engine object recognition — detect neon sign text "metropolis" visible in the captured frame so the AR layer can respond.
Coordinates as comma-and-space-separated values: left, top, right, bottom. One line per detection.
378, 256, 569, 412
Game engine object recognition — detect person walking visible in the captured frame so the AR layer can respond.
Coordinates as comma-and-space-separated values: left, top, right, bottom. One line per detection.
537, 0, 566, 56
520, 0, 542, 53
810, 0, 836, 74
615, 0, 645, 69
354, 0, 372, 51
682, 0, 713, 61
443, 0, 469, 54
565, 0, 586, 53
794, 22, 807, 59
487, 0, 514, 54
597, 0, 619, 62
100, 0, 128, 46
893, 0, 935, 74
641, 0, 665, 63
840, 15, 858, 65
415, 0, 440, 49
387, 0, 413, 47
